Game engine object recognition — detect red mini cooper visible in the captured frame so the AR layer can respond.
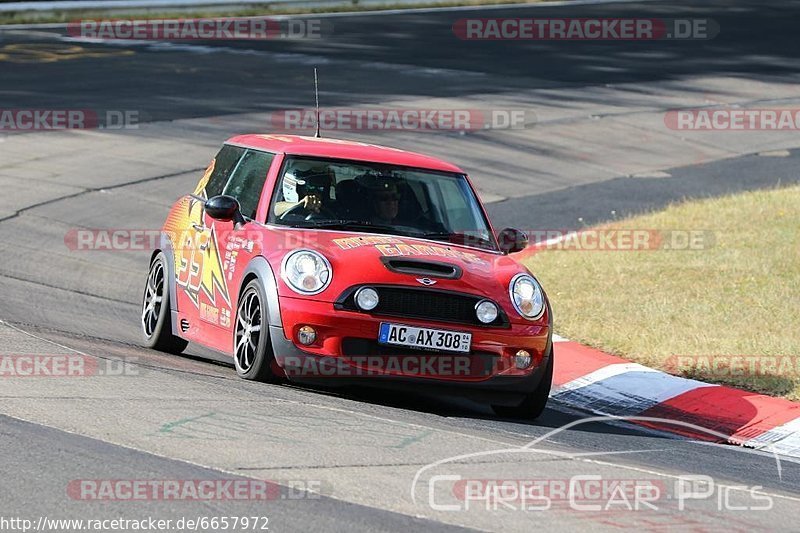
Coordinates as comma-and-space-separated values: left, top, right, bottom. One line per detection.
141, 134, 552, 419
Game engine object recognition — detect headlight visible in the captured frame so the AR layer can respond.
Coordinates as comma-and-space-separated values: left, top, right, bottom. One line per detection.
509, 273, 545, 320
281, 249, 332, 295
475, 300, 499, 324
355, 287, 379, 311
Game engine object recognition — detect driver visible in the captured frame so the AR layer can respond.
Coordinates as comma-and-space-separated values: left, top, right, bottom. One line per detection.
274, 165, 335, 217
357, 173, 403, 225
372, 181, 401, 225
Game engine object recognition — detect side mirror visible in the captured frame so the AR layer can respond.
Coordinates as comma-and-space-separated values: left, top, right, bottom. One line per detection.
205, 195, 246, 228
497, 227, 529, 254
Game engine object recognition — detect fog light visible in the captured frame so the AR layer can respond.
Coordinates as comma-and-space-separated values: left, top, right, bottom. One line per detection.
475, 300, 499, 324
297, 325, 317, 346
514, 350, 532, 369
355, 287, 379, 311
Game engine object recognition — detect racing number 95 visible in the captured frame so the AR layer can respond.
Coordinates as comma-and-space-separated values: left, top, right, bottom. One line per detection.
176, 230, 209, 294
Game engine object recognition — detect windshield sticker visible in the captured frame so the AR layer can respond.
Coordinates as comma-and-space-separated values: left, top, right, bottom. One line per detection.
282, 173, 301, 203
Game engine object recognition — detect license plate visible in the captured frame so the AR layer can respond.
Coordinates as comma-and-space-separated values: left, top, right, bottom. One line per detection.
378, 322, 471, 353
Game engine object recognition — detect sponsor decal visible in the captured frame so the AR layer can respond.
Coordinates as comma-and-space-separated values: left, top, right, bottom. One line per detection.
333, 235, 403, 250
375, 243, 484, 264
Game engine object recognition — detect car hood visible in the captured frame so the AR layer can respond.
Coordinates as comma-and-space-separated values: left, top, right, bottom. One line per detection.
267, 228, 530, 302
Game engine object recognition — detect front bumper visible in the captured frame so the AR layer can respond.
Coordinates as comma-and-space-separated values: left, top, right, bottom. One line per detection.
268, 296, 552, 402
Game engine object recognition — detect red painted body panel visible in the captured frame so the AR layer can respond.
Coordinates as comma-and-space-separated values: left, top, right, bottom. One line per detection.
161, 135, 550, 384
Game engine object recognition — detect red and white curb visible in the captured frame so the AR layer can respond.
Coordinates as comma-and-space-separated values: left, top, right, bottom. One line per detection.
549, 336, 800, 459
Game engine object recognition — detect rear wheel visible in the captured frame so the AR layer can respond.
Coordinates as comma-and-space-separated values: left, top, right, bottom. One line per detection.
491, 349, 553, 420
141, 252, 188, 354
234, 279, 279, 382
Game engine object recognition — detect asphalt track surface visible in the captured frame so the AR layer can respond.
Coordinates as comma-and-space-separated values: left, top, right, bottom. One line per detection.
2, 0, 800, 531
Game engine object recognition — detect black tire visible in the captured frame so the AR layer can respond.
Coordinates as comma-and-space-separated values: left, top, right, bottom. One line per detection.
141, 252, 189, 354
491, 349, 553, 420
233, 279, 279, 383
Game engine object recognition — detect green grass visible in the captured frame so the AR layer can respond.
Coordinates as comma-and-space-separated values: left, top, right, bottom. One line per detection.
524, 186, 800, 400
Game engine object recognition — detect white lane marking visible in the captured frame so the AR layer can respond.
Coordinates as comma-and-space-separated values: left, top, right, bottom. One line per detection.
553, 362, 657, 393
553, 362, 717, 408
745, 417, 800, 457
552, 333, 569, 342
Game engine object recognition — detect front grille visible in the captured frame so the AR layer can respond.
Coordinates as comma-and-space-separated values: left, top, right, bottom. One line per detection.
335, 285, 509, 328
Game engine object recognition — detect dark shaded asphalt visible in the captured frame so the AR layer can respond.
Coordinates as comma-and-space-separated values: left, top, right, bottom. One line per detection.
1, 0, 799, 121
487, 147, 800, 230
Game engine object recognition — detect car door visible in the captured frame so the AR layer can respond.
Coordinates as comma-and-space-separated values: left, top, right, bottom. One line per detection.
173, 144, 246, 344
194, 148, 275, 352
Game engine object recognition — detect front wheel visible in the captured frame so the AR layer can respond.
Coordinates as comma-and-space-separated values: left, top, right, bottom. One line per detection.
234, 280, 280, 383
141, 252, 188, 354
491, 349, 553, 420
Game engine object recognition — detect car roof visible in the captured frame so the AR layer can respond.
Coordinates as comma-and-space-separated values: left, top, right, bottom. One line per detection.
227, 134, 465, 174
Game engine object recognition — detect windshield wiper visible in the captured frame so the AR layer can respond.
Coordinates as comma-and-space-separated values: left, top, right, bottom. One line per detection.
290, 220, 402, 234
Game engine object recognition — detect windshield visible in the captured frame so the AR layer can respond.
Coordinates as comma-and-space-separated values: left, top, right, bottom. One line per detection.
268, 156, 498, 252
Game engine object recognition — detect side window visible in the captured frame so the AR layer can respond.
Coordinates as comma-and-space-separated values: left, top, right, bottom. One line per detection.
205, 145, 246, 198
222, 149, 275, 220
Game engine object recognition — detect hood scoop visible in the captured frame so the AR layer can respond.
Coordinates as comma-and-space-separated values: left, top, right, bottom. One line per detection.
381, 257, 462, 279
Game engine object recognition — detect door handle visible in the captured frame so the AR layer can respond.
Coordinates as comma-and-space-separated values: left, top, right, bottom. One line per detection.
192, 224, 206, 232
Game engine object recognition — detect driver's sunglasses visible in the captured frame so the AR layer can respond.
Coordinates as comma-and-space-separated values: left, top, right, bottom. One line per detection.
377, 194, 399, 202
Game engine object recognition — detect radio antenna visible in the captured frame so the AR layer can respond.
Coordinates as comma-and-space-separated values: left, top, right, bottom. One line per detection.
314, 67, 321, 138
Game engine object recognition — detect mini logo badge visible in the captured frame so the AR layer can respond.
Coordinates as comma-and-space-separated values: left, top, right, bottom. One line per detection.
416, 278, 437, 286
